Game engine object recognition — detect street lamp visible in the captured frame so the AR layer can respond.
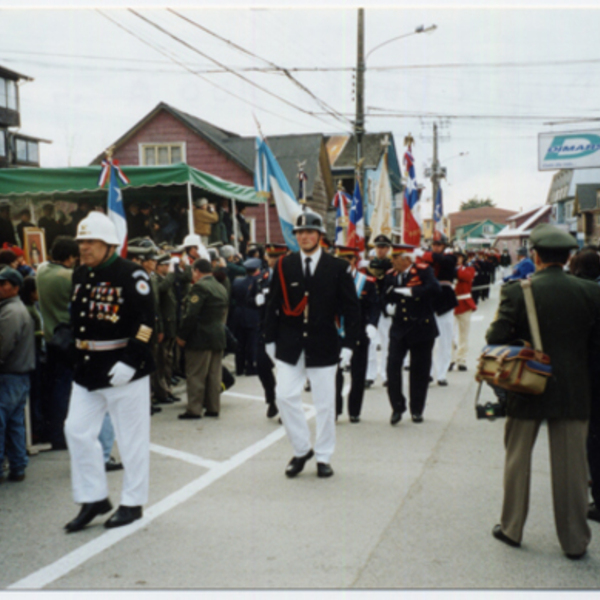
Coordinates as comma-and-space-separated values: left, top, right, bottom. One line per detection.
365, 24, 437, 61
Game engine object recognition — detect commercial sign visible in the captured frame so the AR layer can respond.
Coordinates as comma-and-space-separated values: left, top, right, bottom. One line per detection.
539, 130, 600, 170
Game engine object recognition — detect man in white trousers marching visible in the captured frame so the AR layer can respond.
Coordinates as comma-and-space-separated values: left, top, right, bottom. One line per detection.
64, 212, 155, 532
264, 211, 360, 478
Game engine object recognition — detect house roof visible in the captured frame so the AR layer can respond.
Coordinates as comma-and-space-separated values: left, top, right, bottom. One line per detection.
495, 205, 551, 239
568, 168, 600, 197
505, 205, 543, 222
575, 183, 600, 211
447, 207, 517, 235
0, 65, 33, 82
328, 133, 393, 170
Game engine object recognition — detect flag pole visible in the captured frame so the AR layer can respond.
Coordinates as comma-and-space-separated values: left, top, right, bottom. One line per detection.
232, 198, 239, 253
253, 113, 270, 244
187, 180, 194, 236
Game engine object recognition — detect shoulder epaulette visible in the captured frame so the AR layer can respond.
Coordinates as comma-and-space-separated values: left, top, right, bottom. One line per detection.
416, 263, 429, 270
366, 275, 377, 283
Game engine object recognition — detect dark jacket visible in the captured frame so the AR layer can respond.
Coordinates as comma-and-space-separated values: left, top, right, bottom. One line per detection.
178, 275, 228, 351
421, 251, 458, 315
383, 263, 441, 342
70, 254, 156, 391
156, 271, 177, 339
232, 273, 261, 330
264, 251, 360, 367
486, 266, 600, 419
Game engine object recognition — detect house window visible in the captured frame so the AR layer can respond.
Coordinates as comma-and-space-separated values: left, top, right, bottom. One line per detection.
483, 224, 494, 234
15, 138, 39, 164
596, 191, 600, 209
565, 201, 573, 220
0, 130, 5, 158
140, 143, 185, 166
0, 78, 17, 110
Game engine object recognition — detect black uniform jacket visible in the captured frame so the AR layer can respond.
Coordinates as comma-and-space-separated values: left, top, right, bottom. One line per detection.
264, 251, 360, 367
421, 251, 458, 316
383, 263, 441, 342
70, 254, 156, 391
231, 273, 261, 329
356, 273, 380, 342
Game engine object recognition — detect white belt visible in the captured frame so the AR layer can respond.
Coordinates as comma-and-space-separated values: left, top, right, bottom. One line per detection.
456, 293, 472, 301
75, 338, 128, 351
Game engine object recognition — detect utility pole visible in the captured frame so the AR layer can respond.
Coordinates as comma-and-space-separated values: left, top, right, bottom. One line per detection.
425, 122, 446, 239
355, 8, 365, 188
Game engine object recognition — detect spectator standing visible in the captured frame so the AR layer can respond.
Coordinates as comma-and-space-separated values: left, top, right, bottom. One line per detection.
487, 224, 600, 559
0, 268, 34, 483
193, 198, 219, 246
16, 208, 35, 248
177, 259, 228, 420
68, 200, 91, 232
38, 203, 61, 253
236, 205, 251, 257
0, 200, 17, 248
36, 236, 79, 449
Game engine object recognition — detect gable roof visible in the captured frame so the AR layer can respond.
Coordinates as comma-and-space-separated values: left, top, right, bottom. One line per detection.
0, 64, 33, 82
496, 205, 551, 239
447, 207, 517, 236
328, 133, 393, 170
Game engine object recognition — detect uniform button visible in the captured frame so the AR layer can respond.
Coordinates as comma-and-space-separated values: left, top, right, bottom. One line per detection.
404, 318, 408, 321
401, 299, 405, 303
84, 355, 90, 361
425, 319, 429, 323
402, 309, 407, 312
303, 332, 308, 337
82, 298, 88, 302
86, 284, 91, 289
80, 327, 85, 332
80, 312, 85, 317
90, 273, 95, 278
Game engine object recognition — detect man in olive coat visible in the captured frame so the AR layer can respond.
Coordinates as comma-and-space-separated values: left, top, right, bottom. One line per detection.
177, 259, 228, 419
487, 223, 600, 559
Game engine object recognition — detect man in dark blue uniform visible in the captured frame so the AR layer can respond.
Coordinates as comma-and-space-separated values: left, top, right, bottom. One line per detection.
334, 245, 379, 423
384, 244, 440, 425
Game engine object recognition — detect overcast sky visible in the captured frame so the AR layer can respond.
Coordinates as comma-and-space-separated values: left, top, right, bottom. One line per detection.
1, 1, 598, 214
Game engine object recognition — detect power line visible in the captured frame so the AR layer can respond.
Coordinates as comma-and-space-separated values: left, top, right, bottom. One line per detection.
168, 8, 353, 127
96, 10, 315, 132
128, 9, 348, 133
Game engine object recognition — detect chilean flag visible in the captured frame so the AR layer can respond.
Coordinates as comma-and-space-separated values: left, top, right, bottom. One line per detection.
99, 159, 129, 257
332, 189, 351, 245
402, 147, 421, 246
347, 180, 365, 252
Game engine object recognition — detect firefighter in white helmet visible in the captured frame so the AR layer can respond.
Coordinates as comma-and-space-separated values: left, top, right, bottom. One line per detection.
63, 211, 155, 533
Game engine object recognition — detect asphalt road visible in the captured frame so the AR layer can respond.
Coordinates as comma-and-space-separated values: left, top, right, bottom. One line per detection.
1, 281, 599, 591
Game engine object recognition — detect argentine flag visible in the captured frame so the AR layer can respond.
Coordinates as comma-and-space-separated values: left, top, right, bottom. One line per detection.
255, 137, 301, 251
99, 159, 129, 257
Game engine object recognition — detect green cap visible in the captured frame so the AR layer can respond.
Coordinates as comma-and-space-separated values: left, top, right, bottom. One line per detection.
529, 223, 578, 250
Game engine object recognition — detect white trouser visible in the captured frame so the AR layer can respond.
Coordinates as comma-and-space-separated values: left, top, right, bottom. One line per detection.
366, 314, 391, 382
275, 353, 337, 464
65, 376, 151, 506
431, 311, 454, 381
453, 311, 472, 366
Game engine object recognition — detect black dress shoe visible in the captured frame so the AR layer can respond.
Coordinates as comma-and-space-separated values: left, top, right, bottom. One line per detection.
448, 362, 455, 371
390, 411, 402, 425
492, 524, 520, 547
7, 471, 25, 482
349, 416, 360, 423
365, 379, 374, 389
285, 449, 314, 478
317, 462, 334, 478
204, 411, 219, 417
411, 414, 423, 423
65, 499, 113, 533
566, 551, 587, 560
266, 403, 279, 419
104, 505, 143, 529
178, 411, 202, 420
458, 365, 468, 372
151, 405, 162, 415
156, 396, 174, 405
588, 502, 600, 523
105, 456, 123, 472
382, 380, 388, 387
437, 379, 448, 386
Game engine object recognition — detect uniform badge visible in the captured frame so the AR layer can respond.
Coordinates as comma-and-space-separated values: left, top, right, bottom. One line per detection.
97, 313, 105, 321
133, 269, 150, 281
190, 295, 200, 304
136, 280, 150, 295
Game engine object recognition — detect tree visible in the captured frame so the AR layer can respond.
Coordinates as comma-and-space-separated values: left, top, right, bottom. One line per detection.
460, 197, 496, 211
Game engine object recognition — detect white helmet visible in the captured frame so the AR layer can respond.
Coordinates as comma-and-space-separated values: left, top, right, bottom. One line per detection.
182, 233, 202, 248
76, 211, 120, 245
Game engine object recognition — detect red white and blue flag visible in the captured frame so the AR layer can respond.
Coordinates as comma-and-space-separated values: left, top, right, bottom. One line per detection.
433, 186, 444, 241
402, 146, 421, 246
347, 180, 365, 252
99, 159, 129, 257
332, 189, 351, 245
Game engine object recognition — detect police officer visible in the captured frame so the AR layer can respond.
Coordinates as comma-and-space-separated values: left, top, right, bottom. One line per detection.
384, 244, 441, 425
254, 243, 287, 418
334, 245, 379, 423
366, 234, 393, 387
264, 211, 360, 477
64, 212, 155, 532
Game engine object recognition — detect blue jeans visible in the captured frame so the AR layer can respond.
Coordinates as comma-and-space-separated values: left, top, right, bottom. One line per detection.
0, 373, 30, 477
98, 413, 115, 463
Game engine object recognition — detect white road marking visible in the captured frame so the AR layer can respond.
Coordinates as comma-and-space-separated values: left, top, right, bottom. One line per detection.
222, 391, 266, 401
149, 443, 221, 469
471, 315, 485, 322
8, 406, 317, 590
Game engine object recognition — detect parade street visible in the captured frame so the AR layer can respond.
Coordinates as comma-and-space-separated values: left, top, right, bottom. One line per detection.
1, 282, 598, 591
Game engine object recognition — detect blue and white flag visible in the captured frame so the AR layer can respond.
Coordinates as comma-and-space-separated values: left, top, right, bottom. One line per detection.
255, 137, 301, 251
433, 185, 444, 241
99, 159, 129, 257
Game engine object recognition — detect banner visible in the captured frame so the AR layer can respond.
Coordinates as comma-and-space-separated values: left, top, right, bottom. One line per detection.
402, 146, 421, 245
369, 152, 393, 240
332, 189, 351, 245
99, 159, 129, 257
347, 180, 365, 252
539, 129, 600, 170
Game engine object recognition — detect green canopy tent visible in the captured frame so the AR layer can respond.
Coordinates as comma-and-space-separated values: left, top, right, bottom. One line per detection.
0, 163, 263, 248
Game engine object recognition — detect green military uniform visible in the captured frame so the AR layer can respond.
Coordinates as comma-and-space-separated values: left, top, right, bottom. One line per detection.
486, 223, 600, 557
178, 274, 228, 417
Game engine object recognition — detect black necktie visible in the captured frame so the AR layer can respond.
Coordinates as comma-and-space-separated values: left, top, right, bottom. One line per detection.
304, 257, 312, 289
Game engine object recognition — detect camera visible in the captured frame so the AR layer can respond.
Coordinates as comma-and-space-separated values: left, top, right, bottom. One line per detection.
475, 382, 507, 421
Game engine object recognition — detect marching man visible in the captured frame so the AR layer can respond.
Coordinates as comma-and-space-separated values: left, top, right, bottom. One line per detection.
452, 251, 477, 372
64, 212, 155, 532
264, 211, 360, 478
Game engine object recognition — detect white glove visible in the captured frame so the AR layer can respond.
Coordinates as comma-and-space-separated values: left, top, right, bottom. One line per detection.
366, 324, 378, 340
339, 347, 353, 370
265, 343, 276, 363
394, 287, 412, 297
414, 248, 425, 258
108, 361, 136, 387
255, 293, 265, 307
386, 303, 396, 317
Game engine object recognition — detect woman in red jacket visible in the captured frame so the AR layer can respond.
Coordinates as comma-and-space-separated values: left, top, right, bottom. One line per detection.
453, 251, 477, 371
